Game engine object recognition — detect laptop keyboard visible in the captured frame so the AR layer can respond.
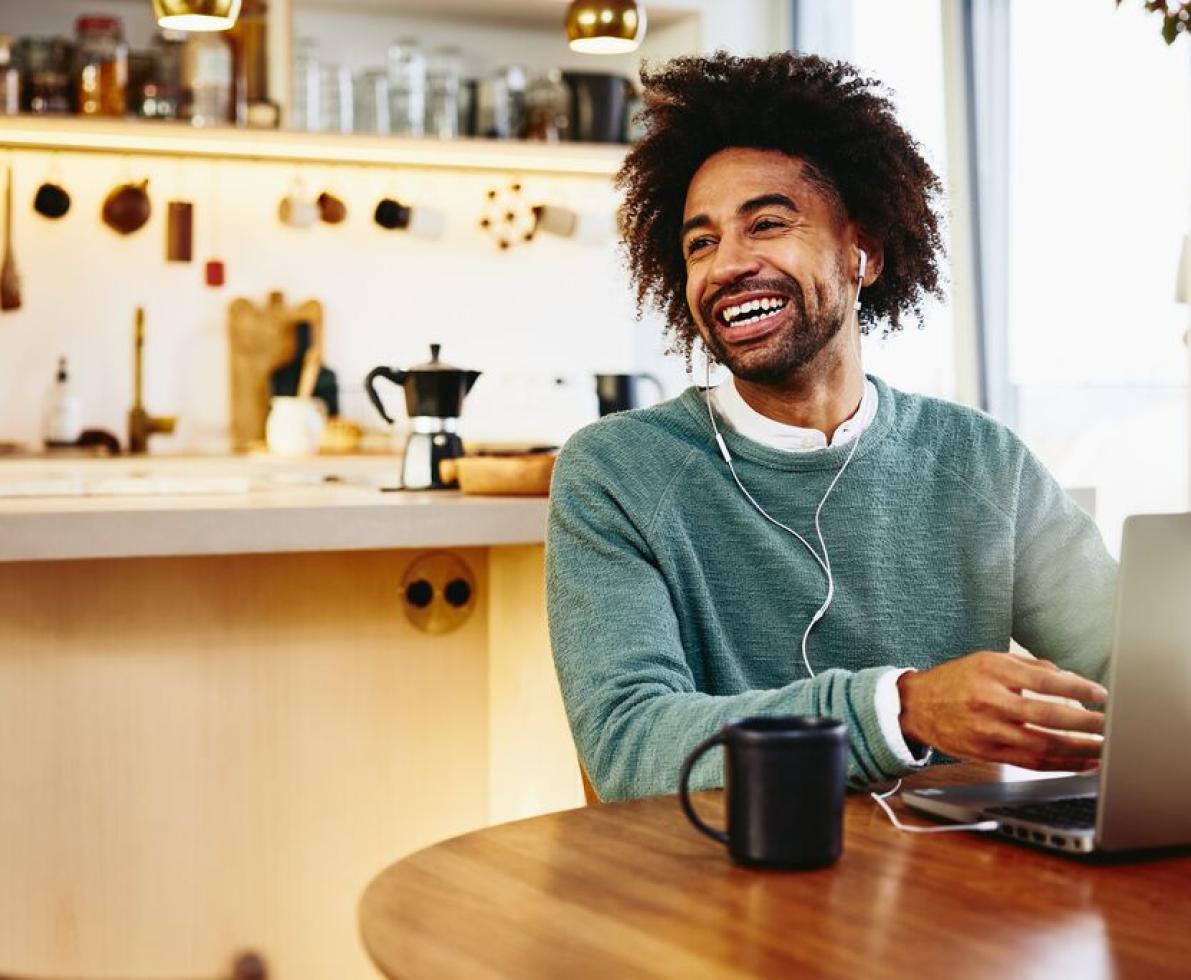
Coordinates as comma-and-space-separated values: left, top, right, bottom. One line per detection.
985, 796, 1096, 830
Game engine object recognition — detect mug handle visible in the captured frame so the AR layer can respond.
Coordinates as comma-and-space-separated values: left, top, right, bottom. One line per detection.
635, 373, 665, 407
364, 367, 406, 424
678, 732, 729, 846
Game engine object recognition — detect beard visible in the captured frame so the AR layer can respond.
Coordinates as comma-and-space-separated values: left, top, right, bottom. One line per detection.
697, 272, 846, 385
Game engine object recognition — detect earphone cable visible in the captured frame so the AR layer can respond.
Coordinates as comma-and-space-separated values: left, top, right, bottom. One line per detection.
698, 258, 997, 838
704, 360, 860, 679
870, 779, 1000, 834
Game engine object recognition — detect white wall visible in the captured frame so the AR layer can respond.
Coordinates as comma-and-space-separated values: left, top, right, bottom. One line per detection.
0, 0, 157, 47
0, 151, 644, 451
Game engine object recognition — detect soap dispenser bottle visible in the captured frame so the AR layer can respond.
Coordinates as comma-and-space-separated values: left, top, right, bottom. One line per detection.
45, 355, 82, 446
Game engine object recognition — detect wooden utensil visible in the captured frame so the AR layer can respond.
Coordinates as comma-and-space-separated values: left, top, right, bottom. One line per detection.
1, 166, 21, 312
166, 201, 194, 262
296, 348, 321, 399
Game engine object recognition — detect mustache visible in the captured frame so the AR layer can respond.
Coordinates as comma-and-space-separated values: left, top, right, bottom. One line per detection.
700, 276, 803, 326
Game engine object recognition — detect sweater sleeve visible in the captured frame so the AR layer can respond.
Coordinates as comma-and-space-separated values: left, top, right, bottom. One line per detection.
546, 438, 916, 802
1011, 445, 1117, 685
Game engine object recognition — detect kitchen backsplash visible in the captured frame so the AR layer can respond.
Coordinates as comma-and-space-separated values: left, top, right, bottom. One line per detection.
0, 150, 685, 452
0, 0, 954, 455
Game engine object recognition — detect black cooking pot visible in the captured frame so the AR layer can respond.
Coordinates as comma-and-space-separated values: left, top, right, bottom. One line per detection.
561, 71, 634, 144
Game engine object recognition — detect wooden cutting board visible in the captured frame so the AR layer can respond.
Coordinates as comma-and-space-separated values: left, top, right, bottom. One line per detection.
228, 291, 323, 451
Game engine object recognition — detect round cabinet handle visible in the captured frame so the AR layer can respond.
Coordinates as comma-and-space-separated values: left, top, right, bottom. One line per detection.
444, 578, 472, 608
405, 579, 434, 608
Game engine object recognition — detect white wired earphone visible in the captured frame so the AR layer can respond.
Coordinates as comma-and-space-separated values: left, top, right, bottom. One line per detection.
702, 248, 869, 679
704, 247, 999, 837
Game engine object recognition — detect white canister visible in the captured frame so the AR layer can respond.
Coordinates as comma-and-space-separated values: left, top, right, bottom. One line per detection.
265, 396, 326, 455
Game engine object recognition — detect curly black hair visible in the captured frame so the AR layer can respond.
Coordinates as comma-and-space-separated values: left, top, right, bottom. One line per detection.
616, 51, 948, 362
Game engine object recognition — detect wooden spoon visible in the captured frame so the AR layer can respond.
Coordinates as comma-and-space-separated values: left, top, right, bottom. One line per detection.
296, 318, 322, 399
296, 347, 321, 399
1, 166, 21, 312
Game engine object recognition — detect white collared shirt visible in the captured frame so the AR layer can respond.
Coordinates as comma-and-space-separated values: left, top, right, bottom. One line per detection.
711, 375, 879, 451
710, 376, 928, 768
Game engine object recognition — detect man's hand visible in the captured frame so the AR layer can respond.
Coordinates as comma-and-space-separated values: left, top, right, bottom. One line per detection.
897, 651, 1107, 771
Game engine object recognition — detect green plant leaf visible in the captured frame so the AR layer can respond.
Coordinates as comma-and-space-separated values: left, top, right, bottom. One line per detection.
1117, 0, 1191, 45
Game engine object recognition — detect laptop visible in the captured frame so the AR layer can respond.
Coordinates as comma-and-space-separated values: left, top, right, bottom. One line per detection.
902, 512, 1191, 855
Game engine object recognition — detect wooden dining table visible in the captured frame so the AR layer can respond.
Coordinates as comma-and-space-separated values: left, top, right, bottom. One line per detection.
359, 763, 1191, 979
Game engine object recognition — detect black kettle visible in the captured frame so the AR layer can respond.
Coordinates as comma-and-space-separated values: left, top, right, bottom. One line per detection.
365, 344, 481, 422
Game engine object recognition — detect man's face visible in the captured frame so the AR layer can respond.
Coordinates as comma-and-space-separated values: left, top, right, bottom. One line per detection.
681, 148, 853, 384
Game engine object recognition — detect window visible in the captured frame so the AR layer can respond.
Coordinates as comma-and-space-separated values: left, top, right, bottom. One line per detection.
1008, 0, 1190, 552
850, 0, 957, 401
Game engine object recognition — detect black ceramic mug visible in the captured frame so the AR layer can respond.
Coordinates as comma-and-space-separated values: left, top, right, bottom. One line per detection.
594, 373, 664, 416
678, 716, 847, 870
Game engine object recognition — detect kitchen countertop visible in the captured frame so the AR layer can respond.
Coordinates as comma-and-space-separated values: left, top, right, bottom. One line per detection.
0, 456, 550, 562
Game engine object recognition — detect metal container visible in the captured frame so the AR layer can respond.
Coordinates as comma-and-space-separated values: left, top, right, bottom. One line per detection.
561, 71, 634, 143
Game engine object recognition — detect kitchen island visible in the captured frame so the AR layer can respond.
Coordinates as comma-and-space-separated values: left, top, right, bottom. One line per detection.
0, 459, 582, 980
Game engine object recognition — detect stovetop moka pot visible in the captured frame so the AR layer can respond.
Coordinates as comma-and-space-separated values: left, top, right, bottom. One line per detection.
365, 343, 481, 421
365, 344, 481, 490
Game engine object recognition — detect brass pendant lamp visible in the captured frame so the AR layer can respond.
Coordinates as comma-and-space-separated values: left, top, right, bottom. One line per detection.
152, 0, 242, 31
566, 0, 647, 54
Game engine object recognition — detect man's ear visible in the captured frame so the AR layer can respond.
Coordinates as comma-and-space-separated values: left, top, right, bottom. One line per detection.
854, 231, 884, 285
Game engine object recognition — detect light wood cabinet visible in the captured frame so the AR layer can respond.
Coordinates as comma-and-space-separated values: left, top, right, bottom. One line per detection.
0, 543, 581, 979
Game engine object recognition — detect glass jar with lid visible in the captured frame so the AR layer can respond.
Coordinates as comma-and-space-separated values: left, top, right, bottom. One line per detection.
317, 62, 352, 133
353, 68, 390, 134
75, 15, 128, 116
291, 37, 319, 130
387, 37, 426, 137
181, 31, 233, 127
522, 70, 570, 142
426, 46, 462, 139
0, 35, 20, 115
130, 45, 183, 120
19, 37, 74, 114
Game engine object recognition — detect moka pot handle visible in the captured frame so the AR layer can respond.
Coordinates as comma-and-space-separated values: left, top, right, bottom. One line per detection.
364, 367, 408, 424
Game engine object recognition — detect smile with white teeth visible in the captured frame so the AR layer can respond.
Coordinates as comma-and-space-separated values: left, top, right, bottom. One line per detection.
720, 296, 789, 327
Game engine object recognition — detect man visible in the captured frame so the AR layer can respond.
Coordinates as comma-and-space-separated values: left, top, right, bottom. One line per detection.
546, 52, 1115, 802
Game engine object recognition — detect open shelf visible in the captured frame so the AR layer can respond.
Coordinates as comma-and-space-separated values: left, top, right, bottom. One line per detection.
0, 116, 629, 177
294, 0, 692, 30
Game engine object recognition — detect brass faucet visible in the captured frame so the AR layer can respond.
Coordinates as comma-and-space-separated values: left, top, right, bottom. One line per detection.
127, 306, 177, 454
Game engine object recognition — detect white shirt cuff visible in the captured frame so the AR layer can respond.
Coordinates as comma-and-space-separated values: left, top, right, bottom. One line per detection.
875, 668, 933, 767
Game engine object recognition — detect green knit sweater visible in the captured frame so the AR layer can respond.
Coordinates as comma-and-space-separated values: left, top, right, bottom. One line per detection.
546, 376, 1117, 801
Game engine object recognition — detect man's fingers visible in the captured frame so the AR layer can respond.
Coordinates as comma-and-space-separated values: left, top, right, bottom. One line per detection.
1006, 652, 1059, 671
1005, 660, 1108, 705
1018, 753, 1100, 772
1004, 695, 1106, 735
983, 744, 1100, 772
996, 723, 1104, 759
